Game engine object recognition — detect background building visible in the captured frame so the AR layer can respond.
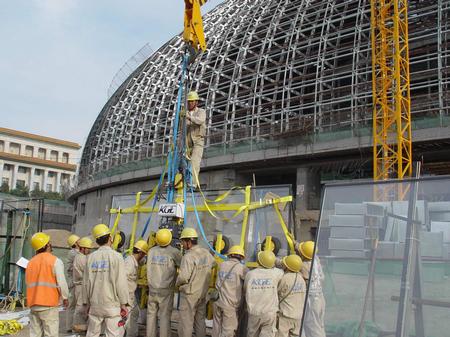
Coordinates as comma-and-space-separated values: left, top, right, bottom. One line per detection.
0, 127, 81, 193
70, 0, 450, 237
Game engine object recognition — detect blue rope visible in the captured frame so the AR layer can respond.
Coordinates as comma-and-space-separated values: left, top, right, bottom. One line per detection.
140, 169, 167, 238
168, 55, 189, 203
188, 166, 228, 260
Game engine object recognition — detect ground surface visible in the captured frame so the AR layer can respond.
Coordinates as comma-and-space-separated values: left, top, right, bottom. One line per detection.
15, 309, 211, 337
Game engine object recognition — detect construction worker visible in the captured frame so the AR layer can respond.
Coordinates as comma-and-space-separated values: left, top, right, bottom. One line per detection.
84, 224, 129, 337
124, 239, 149, 337
66, 233, 80, 331
146, 228, 182, 337
176, 227, 215, 337
73, 236, 93, 330
298, 241, 325, 337
244, 250, 283, 337
212, 245, 248, 337
276, 255, 306, 337
183, 90, 206, 187
26, 232, 69, 337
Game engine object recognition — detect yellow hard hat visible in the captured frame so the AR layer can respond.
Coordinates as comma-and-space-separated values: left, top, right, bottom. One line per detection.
257, 250, 276, 269
298, 241, 316, 260
227, 245, 245, 258
156, 229, 172, 247
187, 91, 199, 101
92, 224, 111, 239
282, 254, 303, 272
134, 240, 149, 254
67, 234, 80, 247
180, 227, 198, 240
31, 232, 50, 251
78, 237, 93, 249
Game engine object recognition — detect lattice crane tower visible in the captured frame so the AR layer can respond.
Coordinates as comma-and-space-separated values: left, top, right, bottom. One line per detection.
371, 0, 412, 181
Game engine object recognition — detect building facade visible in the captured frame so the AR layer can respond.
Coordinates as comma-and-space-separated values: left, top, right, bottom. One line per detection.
0, 128, 81, 193
70, 0, 450, 237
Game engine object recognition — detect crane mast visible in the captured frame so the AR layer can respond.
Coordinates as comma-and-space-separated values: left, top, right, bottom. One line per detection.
371, 0, 412, 183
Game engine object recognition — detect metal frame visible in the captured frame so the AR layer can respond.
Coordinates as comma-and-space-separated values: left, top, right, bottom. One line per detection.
78, 0, 450, 184
371, 0, 412, 182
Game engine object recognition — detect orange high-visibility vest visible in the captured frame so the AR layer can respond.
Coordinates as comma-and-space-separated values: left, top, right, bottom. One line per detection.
26, 252, 60, 307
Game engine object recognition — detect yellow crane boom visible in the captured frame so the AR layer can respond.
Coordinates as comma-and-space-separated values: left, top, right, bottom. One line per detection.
184, 0, 208, 52
371, 0, 412, 182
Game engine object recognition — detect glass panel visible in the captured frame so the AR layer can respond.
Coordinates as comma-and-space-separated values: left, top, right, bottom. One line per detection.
108, 185, 293, 263
301, 177, 450, 337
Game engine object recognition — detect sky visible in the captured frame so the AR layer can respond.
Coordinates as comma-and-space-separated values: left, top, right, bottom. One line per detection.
0, 0, 223, 154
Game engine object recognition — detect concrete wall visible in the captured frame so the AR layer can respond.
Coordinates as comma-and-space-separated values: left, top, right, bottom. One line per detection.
73, 168, 248, 236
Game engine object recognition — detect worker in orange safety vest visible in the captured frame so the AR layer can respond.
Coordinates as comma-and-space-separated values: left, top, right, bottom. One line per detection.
26, 232, 69, 337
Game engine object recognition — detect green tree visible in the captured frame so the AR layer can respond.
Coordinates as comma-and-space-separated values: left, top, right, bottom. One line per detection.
9, 185, 29, 197
44, 191, 65, 201
30, 188, 46, 199
0, 182, 9, 193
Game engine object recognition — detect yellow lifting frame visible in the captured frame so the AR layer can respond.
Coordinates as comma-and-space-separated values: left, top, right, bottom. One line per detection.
110, 185, 294, 257
371, 0, 412, 189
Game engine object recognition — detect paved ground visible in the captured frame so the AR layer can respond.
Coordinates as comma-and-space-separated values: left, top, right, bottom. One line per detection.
15, 309, 212, 337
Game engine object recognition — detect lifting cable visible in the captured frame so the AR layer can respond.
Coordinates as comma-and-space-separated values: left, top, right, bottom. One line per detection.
189, 172, 228, 260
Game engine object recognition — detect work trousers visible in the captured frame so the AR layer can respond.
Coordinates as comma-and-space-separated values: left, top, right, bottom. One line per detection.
73, 284, 88, 328
177, 293, 207, 337
212, 304, 239, 337
187, 137, 204, 187
303, 293, 326, 337
247, 312, 277, 337
125, 303, 140, 337
86, 313, 123, 337
30, 307, 59, 337
276, 314, 300, 337
66, 285, 76, 331
146, 289, 174, 337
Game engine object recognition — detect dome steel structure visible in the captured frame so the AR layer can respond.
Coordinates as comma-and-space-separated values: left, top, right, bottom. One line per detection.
79, 0, 449, 184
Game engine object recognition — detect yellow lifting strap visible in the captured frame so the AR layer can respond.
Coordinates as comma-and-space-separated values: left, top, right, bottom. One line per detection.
183, 0, 208, 51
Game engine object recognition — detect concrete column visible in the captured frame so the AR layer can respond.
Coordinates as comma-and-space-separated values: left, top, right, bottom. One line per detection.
56, 172, 61, 193
12, 165, 18, 189
296, 167, 321, 212
29, 167, 36, 190
43, 169, 48, 191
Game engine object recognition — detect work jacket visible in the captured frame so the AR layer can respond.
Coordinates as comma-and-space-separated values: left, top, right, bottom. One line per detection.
278, 271, 307, 319
124, 255, 139, 305
73, 252, 87, 305
66, 248, 78, 289
186, 107, 206, 145
301, 257, 324, 294
83, 246, 129, 317
176, 245, 215, 298
26, 252, 68, 309
244, 267, 283, 316
147, 245, 182, 291
215, 258, 248, 309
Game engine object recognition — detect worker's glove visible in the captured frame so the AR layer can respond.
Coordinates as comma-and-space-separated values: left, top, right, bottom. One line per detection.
179, 110, 186, 118
120, 306, 128, 318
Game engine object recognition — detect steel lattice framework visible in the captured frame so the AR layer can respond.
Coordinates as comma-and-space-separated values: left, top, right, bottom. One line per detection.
371, 0, 412, 181
79, 0, 450, 183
